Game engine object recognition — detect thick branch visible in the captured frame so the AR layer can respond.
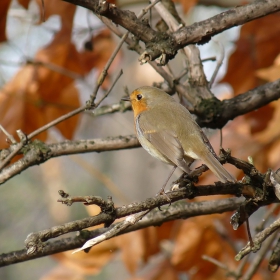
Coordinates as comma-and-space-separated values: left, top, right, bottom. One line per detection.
221, 79, 280, 123
63, 0, 158, 43
0, 197, 243, 267
0, 135, 139, 184
64, 0, 280, 61
23, 168, 280, 256
173, 0, 280, 46
198, 79, 280, 128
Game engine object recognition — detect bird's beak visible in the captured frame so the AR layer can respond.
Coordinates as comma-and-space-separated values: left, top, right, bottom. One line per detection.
121, 97, 130, 102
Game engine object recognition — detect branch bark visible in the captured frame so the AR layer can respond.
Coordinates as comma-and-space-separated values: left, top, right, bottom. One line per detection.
0, 197, 243, 267
0, 135, 139, 184
64, 0, 280, 62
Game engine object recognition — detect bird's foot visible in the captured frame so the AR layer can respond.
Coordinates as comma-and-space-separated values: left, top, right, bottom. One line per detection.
156, 188, 171, 210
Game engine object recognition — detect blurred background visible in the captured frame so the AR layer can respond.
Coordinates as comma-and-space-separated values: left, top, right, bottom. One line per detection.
0, 0, 280, 279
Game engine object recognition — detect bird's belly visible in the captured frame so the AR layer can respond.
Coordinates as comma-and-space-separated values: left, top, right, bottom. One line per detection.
137, 135, 172, 164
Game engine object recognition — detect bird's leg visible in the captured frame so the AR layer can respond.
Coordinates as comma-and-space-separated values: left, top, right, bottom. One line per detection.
157, 166, 177, 204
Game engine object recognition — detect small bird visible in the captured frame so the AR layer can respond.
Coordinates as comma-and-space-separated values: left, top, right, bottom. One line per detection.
122, 86, 235, 184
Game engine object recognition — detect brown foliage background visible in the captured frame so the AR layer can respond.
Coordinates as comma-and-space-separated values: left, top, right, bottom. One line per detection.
0, 1, 280, 280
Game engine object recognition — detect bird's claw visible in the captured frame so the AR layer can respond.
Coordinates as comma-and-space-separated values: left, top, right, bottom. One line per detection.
156, 188, 171, 210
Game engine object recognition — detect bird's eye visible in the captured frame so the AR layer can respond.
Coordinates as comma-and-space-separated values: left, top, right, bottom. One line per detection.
136, 94, 142, 100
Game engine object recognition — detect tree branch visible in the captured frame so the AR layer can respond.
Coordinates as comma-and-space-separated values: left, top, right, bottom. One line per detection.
197, 79, 280, 128
1, 79, 280, 184
64, 0, 280, 62
0, 197, 243, 267
0, 135, 139, 184
173, 0, 280, 46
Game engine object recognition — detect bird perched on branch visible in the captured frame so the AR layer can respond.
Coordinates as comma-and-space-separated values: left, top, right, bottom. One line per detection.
122, 86, 235, 186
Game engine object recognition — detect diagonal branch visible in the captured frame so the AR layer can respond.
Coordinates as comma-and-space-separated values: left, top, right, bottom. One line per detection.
64, 0, 280, 62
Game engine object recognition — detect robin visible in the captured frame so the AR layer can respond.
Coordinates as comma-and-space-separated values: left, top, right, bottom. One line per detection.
122, 86, 235, 186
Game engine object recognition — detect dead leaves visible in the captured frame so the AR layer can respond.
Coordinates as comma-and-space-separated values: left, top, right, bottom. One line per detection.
0, 2, 117, 147
0, 0, 11, 42
174, 0, 198, 14
222, 13, 280, 135
47, 208, 245, 279
1, 1, 280, 280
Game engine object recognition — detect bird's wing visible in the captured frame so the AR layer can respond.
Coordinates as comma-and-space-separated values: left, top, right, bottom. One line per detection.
138, 116, 191, 173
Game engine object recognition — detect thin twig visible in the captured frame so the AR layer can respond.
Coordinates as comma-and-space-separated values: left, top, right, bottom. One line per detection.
202, 255, 242, 278
201, 56, 216, 62
0, 143, 24, 171
209, 41, 225, 88
202, 255, 229, 271
99, 16, 174, 87
27, 106, 87, 140
27, 59, 84, 80
245, 216, 254, 248
0, 106, 86, 171
0, 125, 16, 144
235, 254, 249, 279
94, 69, 123, 107
88, 100, 131, 117
70, 154, 129, 203
242, 230, 278, 280
72, 210, 151, 253
255, 204, 280, 233
236, 217, 280, 261
0, 58, 84, 80
88, 0, 161, 105
219, 129, 223, 149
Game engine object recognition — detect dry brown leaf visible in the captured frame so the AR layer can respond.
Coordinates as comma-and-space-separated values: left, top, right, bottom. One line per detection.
116, 227, 161, 274
256, 54, 280, 82
222, 13, 280, 94
0, 14, 117, 148
117, 230, 146, 274
174, 0, 198, 14
52, 238, 118, 275
171, 215, 237, 278
35, 0, 76, 24
17, 0, 31, 9
0, 0, 11, 42
222, 13, 280, 134
40, 264, 84, 280
80, 29, 121, 90
129, 258, 179, 280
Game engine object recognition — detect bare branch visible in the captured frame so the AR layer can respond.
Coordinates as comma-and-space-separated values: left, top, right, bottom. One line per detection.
72, 210, 151, 253
88, 0, 162, 105
209, 41, 225, 88
0, 135, 140, 184
0, 197, 243, 267
242, 230, 278, 280
198, 79, 280, 128
64, 0, 280, 62
236, 217, 280, 261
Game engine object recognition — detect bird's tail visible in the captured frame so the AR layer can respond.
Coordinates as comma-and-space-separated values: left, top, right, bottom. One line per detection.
203, 151, 235, 183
